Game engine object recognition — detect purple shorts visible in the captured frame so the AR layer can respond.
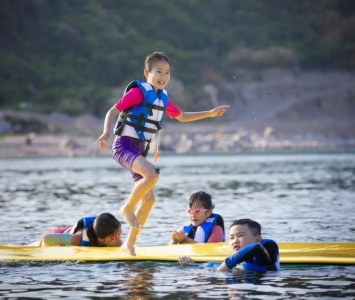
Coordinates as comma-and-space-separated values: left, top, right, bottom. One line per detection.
112, 136, 146, 182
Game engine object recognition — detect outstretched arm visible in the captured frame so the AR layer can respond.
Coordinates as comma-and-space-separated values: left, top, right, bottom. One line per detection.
175, 105, 230, 122
95, 105, 120, 149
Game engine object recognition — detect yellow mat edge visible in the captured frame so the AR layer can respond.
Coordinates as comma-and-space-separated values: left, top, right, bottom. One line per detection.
1, 242, 355, 264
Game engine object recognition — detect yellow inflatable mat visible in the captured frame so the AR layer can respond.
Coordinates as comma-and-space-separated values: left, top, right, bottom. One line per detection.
1, 242, 354, 264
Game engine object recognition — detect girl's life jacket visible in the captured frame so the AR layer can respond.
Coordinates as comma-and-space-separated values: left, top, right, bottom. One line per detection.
182, 213, 225, 243
40, 216, 97, 246
69, 216, 97, 246
114, 80, 168, 142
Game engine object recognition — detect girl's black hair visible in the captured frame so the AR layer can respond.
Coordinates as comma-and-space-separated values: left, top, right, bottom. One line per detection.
188, 191, 215, 210
86, 213, 121, 246
144, 51, 171, 79
86, 224, 99, 246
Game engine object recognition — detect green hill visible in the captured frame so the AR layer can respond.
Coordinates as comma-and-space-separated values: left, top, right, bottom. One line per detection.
1, 0, 354, 116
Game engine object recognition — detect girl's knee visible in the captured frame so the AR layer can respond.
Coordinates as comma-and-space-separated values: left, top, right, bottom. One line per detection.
142, 193, 156, 205
146, 171, 159, 185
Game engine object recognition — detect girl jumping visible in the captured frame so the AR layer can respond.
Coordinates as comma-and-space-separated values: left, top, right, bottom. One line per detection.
96, 51, 229, 255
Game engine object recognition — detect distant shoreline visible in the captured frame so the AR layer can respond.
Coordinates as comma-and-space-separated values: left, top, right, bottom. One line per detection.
1, 131, 354, 159
1, 110, 355, 158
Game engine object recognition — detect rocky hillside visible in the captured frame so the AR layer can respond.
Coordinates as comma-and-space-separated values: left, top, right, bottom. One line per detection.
224, 69, 355, 124
1, 70, 354, 157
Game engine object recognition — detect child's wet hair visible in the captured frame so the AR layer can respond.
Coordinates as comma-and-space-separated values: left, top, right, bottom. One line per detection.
188, 191, 215, 210
93, 213, 121, 239
230, 219, 262, 236
144, 51, 171, 78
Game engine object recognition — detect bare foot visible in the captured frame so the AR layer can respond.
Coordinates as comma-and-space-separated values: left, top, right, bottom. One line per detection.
121, 242, 136, 256
119, 206, 143, 229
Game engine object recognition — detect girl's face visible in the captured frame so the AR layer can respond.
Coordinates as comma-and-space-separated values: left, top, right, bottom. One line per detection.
144, 60, 170, 90
186, 203, 212, 227
228, 225, 261, 252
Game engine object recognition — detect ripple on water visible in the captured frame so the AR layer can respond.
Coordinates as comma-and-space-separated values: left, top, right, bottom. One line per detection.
0, 152, 355, 298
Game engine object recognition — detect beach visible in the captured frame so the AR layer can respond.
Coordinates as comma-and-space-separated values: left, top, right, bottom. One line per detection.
1, 114, 354, 158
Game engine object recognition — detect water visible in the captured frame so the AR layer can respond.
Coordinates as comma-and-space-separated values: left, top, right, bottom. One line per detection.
1, 151, 355, 299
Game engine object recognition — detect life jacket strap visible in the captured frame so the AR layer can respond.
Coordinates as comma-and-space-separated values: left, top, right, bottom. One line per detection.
123, 120, 158, 134
142, 101, 166, 116
115, 111, 162, 135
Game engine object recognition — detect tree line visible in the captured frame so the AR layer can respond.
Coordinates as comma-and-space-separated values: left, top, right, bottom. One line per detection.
1, 0, 354, 115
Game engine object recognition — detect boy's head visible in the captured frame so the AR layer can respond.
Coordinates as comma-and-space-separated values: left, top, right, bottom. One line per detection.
93, 213, 122, 247
228, 219, 262, 252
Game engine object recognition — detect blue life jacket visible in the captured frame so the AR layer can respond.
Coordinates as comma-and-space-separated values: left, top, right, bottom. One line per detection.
224, 238, 281, 271
182, 213, 225, 243
70, 216, 97, 247
114, 80, 168, 141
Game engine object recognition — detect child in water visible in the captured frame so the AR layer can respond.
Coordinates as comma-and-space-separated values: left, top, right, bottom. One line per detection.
178, 218, 281, 271
96, 51, 229, 255
169, 191, 225, 244
39, 213, 122, 247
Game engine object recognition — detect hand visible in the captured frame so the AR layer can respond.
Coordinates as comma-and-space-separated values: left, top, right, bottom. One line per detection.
171, 230, 188, 243
170, 231, 179, 244
178, 255, 195, 265
95, 132, 109, 149
210, 105, 230, 117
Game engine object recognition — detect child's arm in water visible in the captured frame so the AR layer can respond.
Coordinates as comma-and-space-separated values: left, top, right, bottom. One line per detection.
179, 243, 273, 271
216, 261, 231, 271
178, 256, 237, 271
218, 243, 275, 271
178, 256, 222, 268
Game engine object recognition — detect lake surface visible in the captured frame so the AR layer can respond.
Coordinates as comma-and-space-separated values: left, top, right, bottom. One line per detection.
1, 151, 355, 299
